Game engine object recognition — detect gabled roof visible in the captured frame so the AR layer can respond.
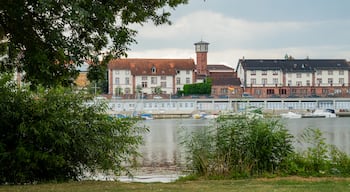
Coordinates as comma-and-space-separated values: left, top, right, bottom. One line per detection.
207, 64, 234, 71
108, 58, 195, 75
238, 59, 350, 72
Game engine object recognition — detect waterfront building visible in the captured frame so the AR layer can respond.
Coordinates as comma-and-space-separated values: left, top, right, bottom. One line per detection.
108, 58, 196, 98
107, 40, 242, 98
194, 40, 242, 98
236, 58, 350, 98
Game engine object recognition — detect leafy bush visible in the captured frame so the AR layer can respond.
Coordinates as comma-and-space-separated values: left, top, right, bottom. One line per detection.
282, 128, 350, 176
0, 74, 147, 184
182, 114, 294, 178
183, 78, 211, 95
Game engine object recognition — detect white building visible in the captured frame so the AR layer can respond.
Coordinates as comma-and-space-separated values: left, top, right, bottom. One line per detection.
108, 58, 195, 97
236, 59, 350, 97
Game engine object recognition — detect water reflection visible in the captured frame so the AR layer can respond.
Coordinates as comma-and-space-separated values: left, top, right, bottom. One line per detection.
138, 118, 350, 169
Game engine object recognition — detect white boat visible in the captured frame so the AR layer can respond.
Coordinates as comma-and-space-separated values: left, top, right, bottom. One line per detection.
280, 111, 302, 119
302, 109, 336, 118
140, 113, 154, 120
203, 114, 219, 119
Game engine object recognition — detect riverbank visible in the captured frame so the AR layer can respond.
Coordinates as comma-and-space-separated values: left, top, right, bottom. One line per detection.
2, 177, 350, 192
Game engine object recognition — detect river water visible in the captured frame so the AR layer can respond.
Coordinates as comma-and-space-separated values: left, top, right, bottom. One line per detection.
137, 118, 350, 170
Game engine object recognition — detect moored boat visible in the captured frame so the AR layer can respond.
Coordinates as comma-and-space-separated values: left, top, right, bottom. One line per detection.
302, 109, 336, 118
140, 113, 154, 120
280, 111, 302, 119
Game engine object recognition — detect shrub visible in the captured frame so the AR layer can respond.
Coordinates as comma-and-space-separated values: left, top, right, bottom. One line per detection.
182, 114, 294, 178
0, 75, 147, 184
282, 128, 350, 176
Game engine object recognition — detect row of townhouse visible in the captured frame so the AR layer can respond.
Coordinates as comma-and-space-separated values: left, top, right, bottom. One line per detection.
236, 59, 350, 98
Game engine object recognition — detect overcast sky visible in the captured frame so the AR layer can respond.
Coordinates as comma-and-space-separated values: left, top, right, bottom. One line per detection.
127, 0, 350, 69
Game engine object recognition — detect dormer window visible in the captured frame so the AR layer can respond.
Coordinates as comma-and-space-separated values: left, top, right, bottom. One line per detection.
151, 66, 156, 73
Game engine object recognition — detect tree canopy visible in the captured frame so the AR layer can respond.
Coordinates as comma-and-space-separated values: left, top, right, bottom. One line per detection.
0, 0, 188, 88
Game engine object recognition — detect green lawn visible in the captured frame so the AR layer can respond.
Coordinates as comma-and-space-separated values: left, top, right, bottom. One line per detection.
1, 177, 350, 192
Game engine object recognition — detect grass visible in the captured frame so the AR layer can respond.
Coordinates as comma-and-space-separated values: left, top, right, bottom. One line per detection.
1, 177, 350, 192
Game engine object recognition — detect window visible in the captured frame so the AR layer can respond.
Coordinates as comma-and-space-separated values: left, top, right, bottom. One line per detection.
279, 89, 287, 95
339, 78, 344, 85
322, 89, 329, 94
251, 78, 256, 85
335, 89, 342, 94
261, 70, 267, 75
328, 70, 333, 75
142, 76, 147, 80
141, 82, 147, 88
151, 77, 157, 84
296, 81, 302, 86
273, 70, 278, 75
125, 77, 129, 85
287, 80, 292, 86
186, 70, 190, 75
250, 70, 256, 75
161, 76, 166, 80
306, 80, 310, 86
151, 66, 156, 73
115, 77, 120, 85
328, 78, 333, 85
317, 70, 322, 75
296, 73, 302, 78
267, 89, 275, 95
161, 81, 167, 88
273, 78, 278, 85
339, 70, 344, 75
125, 88, 130, 94
126, 70, 129, 75
212, 88, 216, 94
176, 77, 181, 84
254, 89, 261, 95
220, 88, 228, 94
262, 78, 267, 85
317, 78, 322, 85
186, 77, 190, 84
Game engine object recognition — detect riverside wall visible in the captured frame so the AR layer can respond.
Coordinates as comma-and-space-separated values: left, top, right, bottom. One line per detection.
106, 98, 350, 116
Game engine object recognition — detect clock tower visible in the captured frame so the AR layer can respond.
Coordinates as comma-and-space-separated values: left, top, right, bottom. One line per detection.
194, 40, 209, 76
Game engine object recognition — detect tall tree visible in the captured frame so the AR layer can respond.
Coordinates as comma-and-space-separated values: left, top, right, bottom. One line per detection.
0, 0, 188, 88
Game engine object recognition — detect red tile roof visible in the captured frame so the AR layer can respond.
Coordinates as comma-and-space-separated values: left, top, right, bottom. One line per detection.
108, 58, 195, 75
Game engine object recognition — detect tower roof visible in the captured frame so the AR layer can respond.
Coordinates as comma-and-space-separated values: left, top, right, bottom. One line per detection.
194, 40, 209, 45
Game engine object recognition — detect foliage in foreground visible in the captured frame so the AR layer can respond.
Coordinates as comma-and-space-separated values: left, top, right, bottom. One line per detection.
0, 74, 148, 184
282, 128, 350, 176
182, 114, 350, 178
182, 114, 294, 178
